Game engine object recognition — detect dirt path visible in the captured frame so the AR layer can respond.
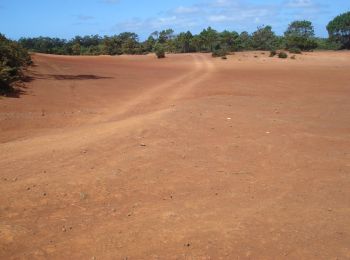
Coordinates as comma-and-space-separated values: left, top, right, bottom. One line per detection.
0, 52, 350, 259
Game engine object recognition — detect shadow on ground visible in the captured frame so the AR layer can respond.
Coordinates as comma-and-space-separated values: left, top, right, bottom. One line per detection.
29, 73, 113, 81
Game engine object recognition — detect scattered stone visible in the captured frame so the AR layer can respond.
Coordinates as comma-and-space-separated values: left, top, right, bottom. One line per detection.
27, 187, 31, 191
185, 243, 191, 247
140, 143, 147, 147
43, 192, 47, 196
62, 227, 67, 232
80, 192, 87, 200
12, 177, 17, 182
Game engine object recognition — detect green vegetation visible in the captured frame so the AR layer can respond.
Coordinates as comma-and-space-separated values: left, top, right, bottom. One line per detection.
0, 34, 31, 95
212, 48, 228, 58
16, 18, 343, 58
289, 47, 302, 54
269, 50, 277, 57
252, 26, 278, 51
327, 12, 350, 49
278, 52, 288, 59
284, 20, 318, 51
153, 43, 166, 58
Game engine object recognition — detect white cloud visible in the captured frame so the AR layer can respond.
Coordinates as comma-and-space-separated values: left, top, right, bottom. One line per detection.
112, 0, 331, 37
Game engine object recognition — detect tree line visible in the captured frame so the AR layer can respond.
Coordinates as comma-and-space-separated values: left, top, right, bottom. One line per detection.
17, 12, 350, 57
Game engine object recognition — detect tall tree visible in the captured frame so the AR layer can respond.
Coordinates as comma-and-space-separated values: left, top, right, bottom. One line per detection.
219, 30, 239, 51
252, 26, 277, 51
175, 31, 193, 53
199, 27, 219, 52
284, 20, 317, 51
327, 11, 350, 49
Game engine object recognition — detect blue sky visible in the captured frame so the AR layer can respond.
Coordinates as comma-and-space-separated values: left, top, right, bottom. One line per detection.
0, 0, 349, 40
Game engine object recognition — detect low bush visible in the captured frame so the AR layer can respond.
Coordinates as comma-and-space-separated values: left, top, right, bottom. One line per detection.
153, 43, 165, 58
289, 47, 302, 54
212, 48, 227, 58
278, 52, 288, 59
269, 50, 277, 57
291, 55, 296, 60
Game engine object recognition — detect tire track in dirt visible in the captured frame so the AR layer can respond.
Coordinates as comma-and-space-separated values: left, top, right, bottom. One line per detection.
0, 54, 215, 161
104, 54, 215, 121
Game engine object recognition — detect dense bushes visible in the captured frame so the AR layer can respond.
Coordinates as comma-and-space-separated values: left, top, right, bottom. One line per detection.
0, 34, 31, 95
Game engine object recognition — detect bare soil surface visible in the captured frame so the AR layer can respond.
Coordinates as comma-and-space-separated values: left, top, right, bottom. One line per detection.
1, 51, 350, 259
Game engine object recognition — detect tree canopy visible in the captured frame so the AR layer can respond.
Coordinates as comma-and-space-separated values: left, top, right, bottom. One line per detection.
284, 20, 317, 51
252, 26, 277, 51
327, 11, 350, 49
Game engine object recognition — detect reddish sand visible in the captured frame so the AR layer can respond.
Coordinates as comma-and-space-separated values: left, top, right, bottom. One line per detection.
1, 51, 350, 259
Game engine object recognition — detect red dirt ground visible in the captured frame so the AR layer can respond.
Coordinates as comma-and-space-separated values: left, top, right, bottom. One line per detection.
1, 51, 350, 259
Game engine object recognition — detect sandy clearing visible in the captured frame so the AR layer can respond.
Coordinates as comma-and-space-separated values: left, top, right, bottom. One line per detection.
0, 51, 350, 259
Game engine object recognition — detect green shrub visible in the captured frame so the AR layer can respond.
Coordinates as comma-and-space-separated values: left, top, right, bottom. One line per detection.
278, 52, 288, 59
153, 43, 166, 58
289, 47, 302, 54
212, 48, 227, 58
269, 50, 277, 57
0, 34, 31, 95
